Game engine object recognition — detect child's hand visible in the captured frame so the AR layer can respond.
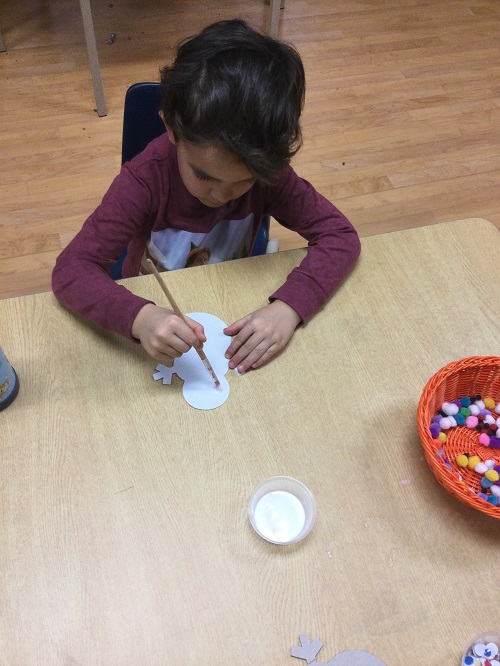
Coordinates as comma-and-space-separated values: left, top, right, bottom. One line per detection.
132, 303, 205, 362
224, 300, 301, 373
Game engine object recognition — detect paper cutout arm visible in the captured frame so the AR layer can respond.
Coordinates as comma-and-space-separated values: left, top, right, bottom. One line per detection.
291, 635, 323, 664
153, 365, 174, 384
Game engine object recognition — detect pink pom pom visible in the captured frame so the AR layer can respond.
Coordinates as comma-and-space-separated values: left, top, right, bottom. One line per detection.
466, 415, 478, 428
479, 433, 491, 446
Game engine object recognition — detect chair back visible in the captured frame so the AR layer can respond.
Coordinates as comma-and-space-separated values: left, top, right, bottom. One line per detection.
121, 83, 166, 165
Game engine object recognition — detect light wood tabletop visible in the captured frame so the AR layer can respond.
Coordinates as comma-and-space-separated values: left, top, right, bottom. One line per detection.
1, 218, 499, 666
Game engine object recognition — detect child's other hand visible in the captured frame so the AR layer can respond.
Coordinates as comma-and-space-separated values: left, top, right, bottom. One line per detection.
223, 300, 301, 373
131, 303, 205, 362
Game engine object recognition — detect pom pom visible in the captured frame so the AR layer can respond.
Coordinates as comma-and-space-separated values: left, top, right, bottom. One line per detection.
466, 415, 479, 429
442, 401, 459, 415
468, 455, 480, 469
489, 436, 500, 449
479, 432, 490, 446
430, 423, 440, 438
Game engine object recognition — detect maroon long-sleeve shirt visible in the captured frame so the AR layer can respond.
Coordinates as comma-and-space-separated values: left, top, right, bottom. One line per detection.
52, 135, 360, 340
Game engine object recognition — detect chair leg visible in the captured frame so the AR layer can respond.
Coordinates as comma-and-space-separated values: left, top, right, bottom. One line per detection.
78, 0, 107, 116
268, 0, 282, 37
267, 0, 285, 37
0, 30, 6, 52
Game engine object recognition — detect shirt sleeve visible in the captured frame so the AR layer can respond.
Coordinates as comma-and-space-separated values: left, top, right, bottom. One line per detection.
266, 168, 361, 323
51, 162, 156, 341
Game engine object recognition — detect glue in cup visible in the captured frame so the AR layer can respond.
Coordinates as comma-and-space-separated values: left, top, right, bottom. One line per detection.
461, 631, 500, 665
0, 346, 19, 411
248, 476, 316, 545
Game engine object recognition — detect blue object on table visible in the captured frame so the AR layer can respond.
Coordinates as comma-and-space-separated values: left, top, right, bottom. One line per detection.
0, 346, 19, 411
109, 82, 271, 280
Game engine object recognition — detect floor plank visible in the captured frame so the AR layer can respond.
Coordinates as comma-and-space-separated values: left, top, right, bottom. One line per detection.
1, 0, 499, 299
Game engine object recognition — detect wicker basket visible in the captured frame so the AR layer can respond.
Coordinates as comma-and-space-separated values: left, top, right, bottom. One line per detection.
417, 356, 500, 519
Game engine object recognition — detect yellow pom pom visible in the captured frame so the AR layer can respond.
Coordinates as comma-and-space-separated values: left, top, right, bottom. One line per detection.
456, 454, 469, 468
438, 431, 447, 443
468, 455, 480, 469
485, 469, 500, 482
484, 397, 495, 410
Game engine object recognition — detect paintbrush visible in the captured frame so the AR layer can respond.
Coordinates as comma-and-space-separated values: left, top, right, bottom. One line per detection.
146, 259, 221, 389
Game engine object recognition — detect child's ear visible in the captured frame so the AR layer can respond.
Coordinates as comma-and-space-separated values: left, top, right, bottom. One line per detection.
159, 114, 177, 146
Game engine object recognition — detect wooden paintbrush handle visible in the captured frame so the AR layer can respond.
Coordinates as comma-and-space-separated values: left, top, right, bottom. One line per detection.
147, 259, 221, 388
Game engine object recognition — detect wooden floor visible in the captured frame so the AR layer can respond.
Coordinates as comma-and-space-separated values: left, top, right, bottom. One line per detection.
1, 0, 499, 300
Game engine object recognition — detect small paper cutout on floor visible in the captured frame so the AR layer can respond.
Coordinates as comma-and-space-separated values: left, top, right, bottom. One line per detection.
291, 634, 387, 666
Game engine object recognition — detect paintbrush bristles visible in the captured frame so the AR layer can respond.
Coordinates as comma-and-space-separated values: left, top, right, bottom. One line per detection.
147, 259, 221, 389
201, 358, 221, 389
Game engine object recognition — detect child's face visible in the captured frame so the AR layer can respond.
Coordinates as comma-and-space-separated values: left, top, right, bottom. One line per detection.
167, 129, 256, 207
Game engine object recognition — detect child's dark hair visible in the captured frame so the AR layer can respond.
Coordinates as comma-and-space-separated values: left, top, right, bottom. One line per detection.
159, 19, 305, 184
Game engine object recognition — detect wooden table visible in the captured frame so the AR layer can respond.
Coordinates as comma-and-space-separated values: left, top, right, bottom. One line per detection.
1, 218, 499, 665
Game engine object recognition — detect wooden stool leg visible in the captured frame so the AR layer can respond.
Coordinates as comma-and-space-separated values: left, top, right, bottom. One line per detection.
78, 0, 107, 117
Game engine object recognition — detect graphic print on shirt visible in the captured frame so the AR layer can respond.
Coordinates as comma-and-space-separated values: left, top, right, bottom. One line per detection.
143, 214, 254, 273
185, 244, 211, 267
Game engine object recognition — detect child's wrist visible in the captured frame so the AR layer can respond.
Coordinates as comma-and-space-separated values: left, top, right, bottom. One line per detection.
270, 299, 301, 326
131, 303, 157, 339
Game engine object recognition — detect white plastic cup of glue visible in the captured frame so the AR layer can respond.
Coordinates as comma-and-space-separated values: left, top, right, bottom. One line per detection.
248, 476, 316, 545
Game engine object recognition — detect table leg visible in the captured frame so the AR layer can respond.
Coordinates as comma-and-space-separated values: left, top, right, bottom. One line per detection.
78, 0, 107, 117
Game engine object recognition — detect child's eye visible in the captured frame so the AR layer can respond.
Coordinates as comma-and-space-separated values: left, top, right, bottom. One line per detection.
194, 171, 211, 182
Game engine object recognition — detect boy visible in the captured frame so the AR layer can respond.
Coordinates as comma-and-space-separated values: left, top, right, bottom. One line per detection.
52, 19, 360, 374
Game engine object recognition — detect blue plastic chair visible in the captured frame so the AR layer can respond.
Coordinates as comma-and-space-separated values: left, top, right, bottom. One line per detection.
109, 82, 270, 279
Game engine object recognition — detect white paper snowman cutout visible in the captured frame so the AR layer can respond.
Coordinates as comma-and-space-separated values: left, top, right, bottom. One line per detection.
153, 312, 232, 410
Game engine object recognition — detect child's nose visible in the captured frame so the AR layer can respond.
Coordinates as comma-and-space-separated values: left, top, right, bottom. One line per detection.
211, 184, 234, 204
